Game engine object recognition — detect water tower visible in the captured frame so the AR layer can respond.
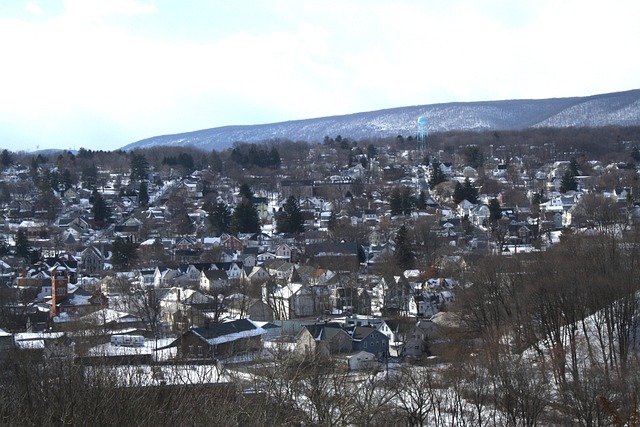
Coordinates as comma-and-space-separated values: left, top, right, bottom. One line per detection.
417, 114, 428, 152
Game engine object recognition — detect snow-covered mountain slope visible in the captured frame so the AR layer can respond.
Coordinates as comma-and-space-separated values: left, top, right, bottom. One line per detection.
122, 89, 640, 151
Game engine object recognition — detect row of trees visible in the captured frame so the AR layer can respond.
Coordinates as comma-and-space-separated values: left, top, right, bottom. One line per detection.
4, 331, 631, 426
450, 227, 640, 425
229, 144, 281, 170
389, 187, 427, 216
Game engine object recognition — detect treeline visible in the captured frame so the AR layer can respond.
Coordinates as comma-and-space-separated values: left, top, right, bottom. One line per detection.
4, 125, 640, 179
447, 227, 640, 425
428, 125, 640, 163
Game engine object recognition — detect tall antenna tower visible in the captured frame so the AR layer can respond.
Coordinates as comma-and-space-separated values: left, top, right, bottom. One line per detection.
417, 115, 428, 153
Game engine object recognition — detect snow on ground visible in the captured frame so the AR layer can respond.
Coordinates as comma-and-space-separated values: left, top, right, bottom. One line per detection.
87, 338, 177, 361
84, 362, 221, 387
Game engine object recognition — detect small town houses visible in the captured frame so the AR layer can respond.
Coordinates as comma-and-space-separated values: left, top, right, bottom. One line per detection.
1, 138, 639, 370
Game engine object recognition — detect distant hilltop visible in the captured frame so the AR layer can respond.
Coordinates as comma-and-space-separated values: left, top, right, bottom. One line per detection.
121, 88, 640, 151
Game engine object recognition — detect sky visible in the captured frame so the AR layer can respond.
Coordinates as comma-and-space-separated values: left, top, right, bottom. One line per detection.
1, 0, 639, 152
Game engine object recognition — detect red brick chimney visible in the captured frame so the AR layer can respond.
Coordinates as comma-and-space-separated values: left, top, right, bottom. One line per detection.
50, 267, 68, 318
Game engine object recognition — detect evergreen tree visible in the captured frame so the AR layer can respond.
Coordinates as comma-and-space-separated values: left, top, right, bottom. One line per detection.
327, 210, 338, 232
269, 146, 281, 169
210, 150, 223, 173
0, 149, 12, 169
49, 170, 61, 192
454, 178, 479, 204
177, 152, 195, 175
0, 182, 10, 206
61, 169, 74, 191
560, 169, 578, 193
488, 198, 503, 222
462, 178, 479, 204
130, 153, 149, 182
14, 228, 30, 260
568, 158, 580, 176
238, 183, 254, 201
366, 144, 377, 160
390, 187, 415, 215
232, 200, 260, 234
417, 191, 427, 210
453, 182, 465, 204
37, 168, 52, 193
112, 236, 138, 270
394, 225, 414, 270
400, 186, 414, 215
81, 164, 98, 189
464, 146, 484, 169
390, 188, 403, 215
138, 181, 149, 207
276, 196, 305, 234
92, 191, 112, 227
429, 160, 447, 189
208, 201, 232, 235
632, 146, 640, 164
0, 238, 8, 257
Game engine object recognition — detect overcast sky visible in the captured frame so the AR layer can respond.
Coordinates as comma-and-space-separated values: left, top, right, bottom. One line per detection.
1, 0, 639, 152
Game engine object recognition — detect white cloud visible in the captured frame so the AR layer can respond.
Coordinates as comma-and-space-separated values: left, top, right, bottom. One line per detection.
25, 1, 42, 15
62, 0, 156, 21
1, 0, 640, 151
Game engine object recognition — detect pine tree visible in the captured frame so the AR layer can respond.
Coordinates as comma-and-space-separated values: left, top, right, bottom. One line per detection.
569, 158, 580, 176
366, 144, 377, 160
61, 169, 73, 191
269, 146, 281, 169
454, 178, 479, 204
417, 191, 427, 210
462, 178, 479, 204
400, 186, 413, 215
560, 169, 578, 193
138, 181, 149, 207
81, 164, 98, 190
238, 183, 254, 201
112, 236, 138, 270
488, 198, 502, 222
327, 210, 338, 232
276, 196, 305, 234
464, 146, 484, 169
208, 201, 232, 235
390, 188, 403, 215
130, 153, 149, 182
232, 200, 260, 234
394, 225, 414, 270
632, 146, 640, 164
0, 238, 8, 256
92, 191, 112, 227
210, 150, 223, 173
429, 160, 447, 189
14, 228, 30, 260
453, 182, 465, 204
0, 149, 12, 169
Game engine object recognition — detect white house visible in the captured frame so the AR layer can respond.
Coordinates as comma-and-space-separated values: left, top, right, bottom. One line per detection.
345, 350, 378, 370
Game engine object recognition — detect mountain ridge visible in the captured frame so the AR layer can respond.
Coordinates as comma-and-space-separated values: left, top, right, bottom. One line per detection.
121, 88, 640, 151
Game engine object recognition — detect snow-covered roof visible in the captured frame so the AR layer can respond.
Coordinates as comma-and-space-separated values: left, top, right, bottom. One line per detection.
272, 283, 303, 299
